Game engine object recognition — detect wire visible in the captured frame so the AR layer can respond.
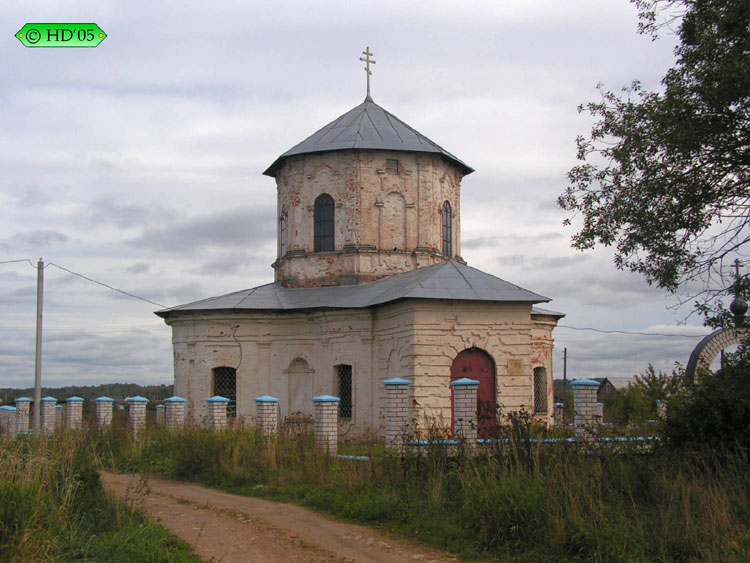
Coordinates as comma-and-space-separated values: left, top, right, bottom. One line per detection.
46, 262, 172, 309
557, 324, 708, 338
0, 259, 35, 267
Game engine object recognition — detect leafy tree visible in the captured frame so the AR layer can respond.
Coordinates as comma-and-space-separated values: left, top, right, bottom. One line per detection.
558, 0, 750, 302
664, 345, 750, 451
607, 364, 684, 424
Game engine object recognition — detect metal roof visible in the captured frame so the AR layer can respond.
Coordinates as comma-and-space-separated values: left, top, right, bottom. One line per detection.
531, 306, 566, 319
263, 96, 474, 177
157, 261, 550, 318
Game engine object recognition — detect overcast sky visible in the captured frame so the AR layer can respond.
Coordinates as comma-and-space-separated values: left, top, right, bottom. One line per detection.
1, 1, 720, 389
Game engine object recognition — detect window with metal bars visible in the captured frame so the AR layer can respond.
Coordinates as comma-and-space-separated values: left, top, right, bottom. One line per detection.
336, 364, 352, 419
212, 366, 237, 418
386, 158, 399, 174
314, 194, 334, 252
533, 367, 548, 413
442, 201, 452, 257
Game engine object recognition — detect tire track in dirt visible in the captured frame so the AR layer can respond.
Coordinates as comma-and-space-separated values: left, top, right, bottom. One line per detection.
102, 472, 463, 563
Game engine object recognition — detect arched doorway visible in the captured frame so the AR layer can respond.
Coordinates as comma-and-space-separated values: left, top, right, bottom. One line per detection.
450, 348, 496, 437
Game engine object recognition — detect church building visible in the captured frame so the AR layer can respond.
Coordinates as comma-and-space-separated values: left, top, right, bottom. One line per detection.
157, 52, 563, 437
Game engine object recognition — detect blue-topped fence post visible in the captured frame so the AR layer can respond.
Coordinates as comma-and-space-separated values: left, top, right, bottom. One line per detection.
41, 397, 57, 436
572, 379, 601, 441
155, 404, 165, 425
15, 398, 31, 435
596, 402, 604, 424
451, 378, 479, 444
66, 397, 84, 430
553, 402, 565, 427
383, 378, 412, 449
254, 396, 280, 436
128, 396, 149, 438
95, 397, 114, 428
206, 396, 230, 430
312, 395, 339, 454
165, 396, 187, 430
0, 406, 17, 439
55, 404, 64, 429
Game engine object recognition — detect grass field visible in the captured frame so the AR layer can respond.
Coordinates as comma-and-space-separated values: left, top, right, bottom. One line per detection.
96, 415, 750, 562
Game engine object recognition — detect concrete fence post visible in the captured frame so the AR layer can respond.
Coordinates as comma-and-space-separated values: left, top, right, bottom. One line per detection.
596, 402, 605, 424
155, 404, 165, 425
55, 404, 64, 429
164, 396, 187, 430
450, 378, 479, 444
553, 402, 565, 427
572, 379, 601, 441
254, 396, 280, 436
206, 396, 229, 430
383, 378, 412, 449
127, 396, 149, 438
95, 397, 114, 428
15, 398, 31, 435
41, 397, 57, 436
65, 397, 84, 430
312, 395, 339, 454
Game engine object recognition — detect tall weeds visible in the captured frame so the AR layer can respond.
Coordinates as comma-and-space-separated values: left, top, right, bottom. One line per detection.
0, 431, 198, 562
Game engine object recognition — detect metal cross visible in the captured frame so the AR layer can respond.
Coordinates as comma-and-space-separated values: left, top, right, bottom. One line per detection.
734, 258, 744, 297
360, 46, 376, 98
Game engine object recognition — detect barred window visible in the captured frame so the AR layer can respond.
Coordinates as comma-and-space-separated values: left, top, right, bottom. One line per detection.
533, 367, 548, 413
314, 194, 334, 252
213, 366, 237, 418
279, 205, 288, 257
386, 158, 399, 174
442, 201, 452, 257
336, 364, 352, 419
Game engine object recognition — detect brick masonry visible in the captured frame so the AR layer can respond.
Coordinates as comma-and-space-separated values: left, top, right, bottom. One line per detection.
383, 379, 412, 448
451, 378, 479, 443
15, 398, 31, 434
255, 396, 280, 436
41, 397, 57, 436
572, 380, 600, 441
165, 396, 187, 430
96, 397, 114, 428
66, 397, 84, 430
313, 396, 339, 454
128, 397, 148, 438
206, 396, 229, 430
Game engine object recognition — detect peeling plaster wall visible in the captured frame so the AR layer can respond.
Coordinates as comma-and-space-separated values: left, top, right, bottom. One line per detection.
167, 300, 558, 436
272, 150, 465, 287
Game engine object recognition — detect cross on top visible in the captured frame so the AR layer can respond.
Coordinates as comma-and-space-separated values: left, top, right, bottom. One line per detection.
360, 46, 376, 98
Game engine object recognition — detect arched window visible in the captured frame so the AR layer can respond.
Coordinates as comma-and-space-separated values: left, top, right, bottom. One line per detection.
533, 367, 548, 413
314, 194, 334, 252
212, 366, 237, 418
279, 205, 288, 257
442, 201, 452, 257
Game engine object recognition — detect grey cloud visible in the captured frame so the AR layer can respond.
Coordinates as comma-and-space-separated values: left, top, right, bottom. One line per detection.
129, 205, 275, 253
126, 262, 151, 274
497, 254, 527, 267
1, 230, 69, 249
464, 231, 564, 250
87, 198, 175, 229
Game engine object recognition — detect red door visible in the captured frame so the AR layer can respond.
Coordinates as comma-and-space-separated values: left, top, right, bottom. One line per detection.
450, 348, 496, 438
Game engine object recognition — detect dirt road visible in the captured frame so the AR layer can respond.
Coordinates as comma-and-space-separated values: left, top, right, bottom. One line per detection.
101, 472, 462, 563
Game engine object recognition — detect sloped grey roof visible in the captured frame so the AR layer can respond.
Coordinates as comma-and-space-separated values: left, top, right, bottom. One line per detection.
531, 306, 566, 319
263, 96, 474, 177
157, 261, 549, 318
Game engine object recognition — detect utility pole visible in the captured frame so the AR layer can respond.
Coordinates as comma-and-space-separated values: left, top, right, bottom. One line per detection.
33, 258, 44, 435
563, 347, 567, 389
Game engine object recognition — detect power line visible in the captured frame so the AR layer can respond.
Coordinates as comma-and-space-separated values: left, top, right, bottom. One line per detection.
46, 262, 171, 309
557, 324, 708, 338
0, 259, 35, 267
